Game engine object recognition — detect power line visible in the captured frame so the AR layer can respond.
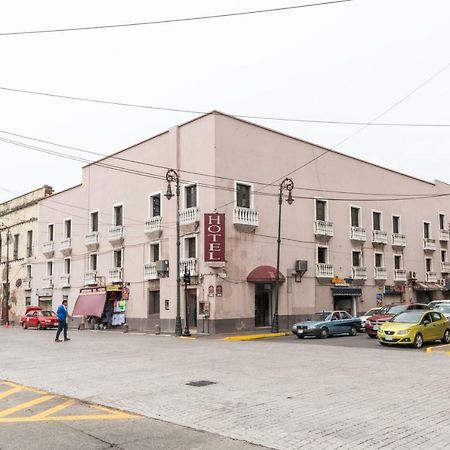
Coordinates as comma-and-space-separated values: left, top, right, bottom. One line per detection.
1, 86, 450, 128
0, 1, 353, 36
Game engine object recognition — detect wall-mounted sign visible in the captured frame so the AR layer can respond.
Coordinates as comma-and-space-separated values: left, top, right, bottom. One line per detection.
121, 286, 130, 300
204, 213, 225, 262
208, 285, 215, 297
216, 285, 223, 297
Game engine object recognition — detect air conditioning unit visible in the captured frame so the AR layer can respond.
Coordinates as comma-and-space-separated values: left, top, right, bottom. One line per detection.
155, 260, 169, 277
295, 260, 308, 274
438, 279, 446, 286
408, 271, 417, 281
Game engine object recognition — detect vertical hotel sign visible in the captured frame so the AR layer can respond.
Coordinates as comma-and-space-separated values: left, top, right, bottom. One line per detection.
204, 213, 225, 263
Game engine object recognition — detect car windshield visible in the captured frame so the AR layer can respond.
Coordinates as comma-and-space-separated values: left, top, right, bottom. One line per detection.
365, 309, 380, 317
41, 311, 55, 317
307, 313, 331, 322
435, 305, 450, 313
390, 311, 423, 323
380, 305, 407, 315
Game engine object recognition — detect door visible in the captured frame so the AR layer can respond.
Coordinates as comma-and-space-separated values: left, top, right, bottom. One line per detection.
255, 283, 272, 327
333, 296, 354, 316
187, 290, 197, 328
430, 312, 444, 340
421, 313, 434, 342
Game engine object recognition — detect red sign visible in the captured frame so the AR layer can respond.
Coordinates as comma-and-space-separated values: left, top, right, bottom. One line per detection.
204, 213, 225, 262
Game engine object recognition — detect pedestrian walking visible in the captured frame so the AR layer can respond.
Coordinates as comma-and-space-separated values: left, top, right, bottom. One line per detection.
55, 299, 71, 342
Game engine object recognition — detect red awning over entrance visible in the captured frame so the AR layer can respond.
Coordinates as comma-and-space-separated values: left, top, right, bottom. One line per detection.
72, 290, 107, 317
247, 265, 285, 283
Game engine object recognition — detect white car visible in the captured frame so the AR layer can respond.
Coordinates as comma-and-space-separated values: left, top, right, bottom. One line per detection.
428, 300, 450, 309
358, 307, 382, 331
433, 304, 450, 322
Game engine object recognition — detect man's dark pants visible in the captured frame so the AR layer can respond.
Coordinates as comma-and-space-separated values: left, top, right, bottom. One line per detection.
56, 319, 68, 340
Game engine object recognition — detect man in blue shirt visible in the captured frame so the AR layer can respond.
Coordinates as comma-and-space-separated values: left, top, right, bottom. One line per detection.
55, 299, 71, 342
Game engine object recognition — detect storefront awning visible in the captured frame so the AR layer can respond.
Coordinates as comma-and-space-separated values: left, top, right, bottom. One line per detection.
72, 291, 107, 317
247, 265, 285, 283
331, 287, 362, 296
413, 282, 443, 291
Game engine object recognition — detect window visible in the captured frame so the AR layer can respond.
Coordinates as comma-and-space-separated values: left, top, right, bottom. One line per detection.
47, 261, 53, 276
89, 253, 98, 271
439, 213, 446, 230
25, 297, 31, 306
148, 290, 160, 315
352, 250, 362, 267
113, 249, 123, 268
340, 311, 352, 320
374, 252, 383, 268
317, 246, 328, 264
425, 257, 432, 272
13, 234, 19, 260
372, 211, 381, 231
315, 200, 327, 221
64, 219, 72, 239
150, 242, 160, 263
350, 207, 361, 227
441, 250, 447, 263
114, 205, 123, 226
64, 258, 71, 274
185, 236, 196, 258
150, 193, 161, 217
392, 215, 400, 234
236, 183, 251, 208
185, 184, 197, 209
431, 312, 442, 322
394, 255, 402, 270
26, 230, 33, 257
48, 224, 54, 242
90, 211, 99, 232
423, 222, 431, 239
26, 264, 32, 278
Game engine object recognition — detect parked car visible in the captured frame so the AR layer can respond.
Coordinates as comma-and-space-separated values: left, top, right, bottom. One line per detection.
427, 300, 450, 309
433, 303, 450, 321
378, 310, 450, 348
292, 311, 361, 339
20, 309, 59, 330
358, 307, 382, 331
365, 303, 429, 338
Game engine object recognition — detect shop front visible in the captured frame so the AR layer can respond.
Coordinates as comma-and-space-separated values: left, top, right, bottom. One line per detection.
331, 287, 362, 316
412, 282, 442, 303
36, 288, 54, 312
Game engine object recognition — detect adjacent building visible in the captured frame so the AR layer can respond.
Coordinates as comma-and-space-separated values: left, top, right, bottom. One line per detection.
29, 113, 450, 333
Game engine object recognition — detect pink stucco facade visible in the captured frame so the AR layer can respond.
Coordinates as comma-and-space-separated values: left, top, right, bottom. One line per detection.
31, 113, 450, 333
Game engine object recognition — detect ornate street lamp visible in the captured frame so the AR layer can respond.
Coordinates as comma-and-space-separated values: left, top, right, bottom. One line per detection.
182, 262, 191, 337
165, 169, 182, 336
271, 178, 294, 333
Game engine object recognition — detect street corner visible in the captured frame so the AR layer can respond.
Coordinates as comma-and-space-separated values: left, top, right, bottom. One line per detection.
222, 331, 291, 341
0, 380, 142, 424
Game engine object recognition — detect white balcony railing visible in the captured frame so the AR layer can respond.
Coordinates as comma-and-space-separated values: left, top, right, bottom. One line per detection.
179, 207, 199, 226
426, 271, 438, 283
144, 262, 158, 280
441, 262, 450, 274
374, 267, 387, 280
60, 238, 72, 255
85, 231, 100, 248
439, 229, 450, 242
22, 277, 32, 290
350, 226, 366, 242
314, 220, 334, 239
392, 233, 406, 247
180, 258, 198, 276
394, 269, 407, 282
352, 266, 367, 280
372, 230, 388, 245
145, 216, 163, 236
108, 225, 124, 244
43, 276, 53, 288
108, 268, 123, 283
423, 238, 436, 251
315, 263, 334, 278
60, 274, 71, 288
233, 207, 259, 231
42, 241, 54, 256
84, 270, 98, 286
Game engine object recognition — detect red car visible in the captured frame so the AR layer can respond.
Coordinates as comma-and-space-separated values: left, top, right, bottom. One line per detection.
365, 303, 430, 338
20, 308, 59, 330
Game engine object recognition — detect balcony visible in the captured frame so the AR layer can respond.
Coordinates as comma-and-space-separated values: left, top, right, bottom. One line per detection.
144, 262, 158, 280
392, 233, 406, 248
439, 229, 450, 242
233, 207, 259, 232
180, 207, 199, 225
60, 238, 72, 256
22, 277, 32, 290
426, 271, 438, 283
374, 267, 387, 281
423, 238, 436, 252
350, 226, 366, 242
441, 262, 450, 274
315, 263, 333, 279
352, 266, 367, 280
85, 231, 99, 250
60, 274, 71, 288
180, 257, 198, 277
108, 225, 124, 246
43, 276, 53, 288
372, 230, 388, 245
314, 220, 333, 240
42, 241, 54, 257
394, 269, 407, 282
145, 216, 163, 239
108, 268, 123, 284
84, 270, 98, 286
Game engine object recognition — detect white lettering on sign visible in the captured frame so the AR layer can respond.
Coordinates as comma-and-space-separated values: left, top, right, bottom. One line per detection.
204, 213, 225, 262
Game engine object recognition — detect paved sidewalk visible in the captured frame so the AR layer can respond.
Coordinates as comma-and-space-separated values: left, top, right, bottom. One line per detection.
1, 328, 449, 449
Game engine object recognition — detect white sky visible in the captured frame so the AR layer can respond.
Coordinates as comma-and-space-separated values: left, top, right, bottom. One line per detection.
1, 0, 449, 202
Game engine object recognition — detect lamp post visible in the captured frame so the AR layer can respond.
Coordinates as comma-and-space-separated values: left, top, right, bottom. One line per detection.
271, 178, 294, 333
165, 168, 182, 336
182, 262, 191, 336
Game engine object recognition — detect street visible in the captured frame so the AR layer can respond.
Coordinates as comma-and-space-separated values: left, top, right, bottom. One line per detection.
0, 327, 449, 449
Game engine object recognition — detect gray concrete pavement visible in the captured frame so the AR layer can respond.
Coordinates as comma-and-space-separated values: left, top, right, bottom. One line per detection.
1, 327, 449, 449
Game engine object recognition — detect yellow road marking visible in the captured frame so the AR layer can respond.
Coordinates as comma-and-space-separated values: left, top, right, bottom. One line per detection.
426, 342, 450, 354
31, 399, 75, 419
0, 386, 23, 400
223, 331, 291, 341
0, 381, 47, 394
0, 395, 54, 418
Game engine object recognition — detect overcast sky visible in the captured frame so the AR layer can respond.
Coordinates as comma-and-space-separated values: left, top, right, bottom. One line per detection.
1, 0, 449, 202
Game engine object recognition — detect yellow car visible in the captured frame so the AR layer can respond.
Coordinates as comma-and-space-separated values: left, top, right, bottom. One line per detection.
378, 310, 450, 348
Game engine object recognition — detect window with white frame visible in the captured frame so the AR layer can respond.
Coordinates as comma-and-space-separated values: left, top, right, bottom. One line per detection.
236, 182, 252, 208
150, 193, 161, 217
394, 254, 402, 270
350, 206, 361, 227
89, 253, 98, 271
184, 236, 196, 259
64, 257, 71, 274
26, 230, 33, 257
374, 252, 384, 268
25, 297, 31, 306
113, 205, 123, 226
64, 219, 72, 238
423, 221, 431, 239
149, 242, 160, 263
372, 211, 382, 231
113, 249, 123, 268
441, 249, 447, 263
392, 215, 401, 234
439, 213, 446, 230
184, 184, 197, 209
352, 250, 362, 267
315, 200, 328, 221
90, 211, 99, 232
26, 264, 32, 279
47, 261, 53, 276
47, 224, 54, 242
317, 246, 328, 264
425, 257, 432, 272
13, 234, 19, 260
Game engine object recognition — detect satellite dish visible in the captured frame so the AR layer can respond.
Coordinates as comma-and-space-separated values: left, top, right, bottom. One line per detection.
15, 278, 22, 288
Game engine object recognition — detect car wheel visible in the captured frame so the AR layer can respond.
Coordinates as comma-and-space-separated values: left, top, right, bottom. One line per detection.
368, 334, 377, 339
37, 322, 42, 330
23, 323, 28, 329
442, 329, 450, 344
412, 333, 423, 349
319, 327, 329, 339
296, 334, 304, 339
349, 326, 357, 337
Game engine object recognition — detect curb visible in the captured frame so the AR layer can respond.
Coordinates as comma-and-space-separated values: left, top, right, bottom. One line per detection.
426, 343, 450, 355
223, 331, 291, 341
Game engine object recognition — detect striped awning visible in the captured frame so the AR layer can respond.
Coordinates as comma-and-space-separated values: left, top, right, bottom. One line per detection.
331, 287, 362, 296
